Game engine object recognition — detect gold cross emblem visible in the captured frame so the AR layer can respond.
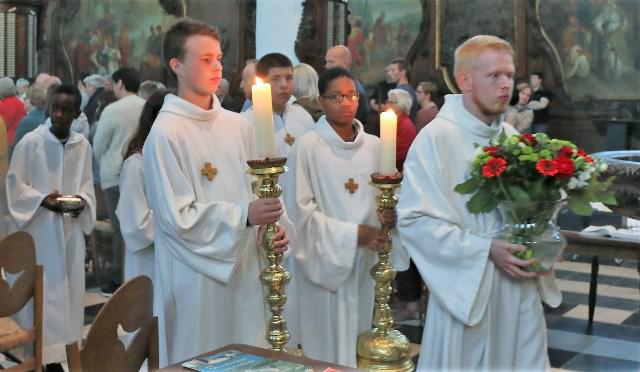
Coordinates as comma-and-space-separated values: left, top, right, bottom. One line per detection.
344, 178, 358, 194
284, 133, 295, 146
201, 162, 218, 181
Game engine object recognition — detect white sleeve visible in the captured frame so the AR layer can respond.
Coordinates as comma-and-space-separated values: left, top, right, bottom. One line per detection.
116, 155, 154, 253
6, 140, 47, 228
397, 133, 493, 326
77, 141, 97, 234
92, 111, 114, 160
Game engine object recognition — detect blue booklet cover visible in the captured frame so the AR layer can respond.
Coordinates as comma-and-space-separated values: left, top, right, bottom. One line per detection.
181, 349, 312, 371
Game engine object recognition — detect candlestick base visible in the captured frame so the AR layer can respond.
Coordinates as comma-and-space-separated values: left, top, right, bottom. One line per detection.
357, 171, 414, 371
247, 157, 290, 352
356, 330, 414, 372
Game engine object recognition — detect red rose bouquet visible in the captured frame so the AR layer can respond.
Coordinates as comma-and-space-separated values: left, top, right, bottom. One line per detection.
455, 132, 616, 271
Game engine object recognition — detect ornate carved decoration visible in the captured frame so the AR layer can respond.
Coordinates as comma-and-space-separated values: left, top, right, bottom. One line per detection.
159, 0, 186, 17
434, 0, 523, 93
295, 0, 325, 72
0, 1, 42, 78
54, 0, 80, 81
407, 0, 430, 63
295, 0, 349, 72
240, 0, 256, 61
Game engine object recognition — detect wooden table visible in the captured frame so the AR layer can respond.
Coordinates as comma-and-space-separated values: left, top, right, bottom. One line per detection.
561, 230, 640, 332
158, 343, 364, 371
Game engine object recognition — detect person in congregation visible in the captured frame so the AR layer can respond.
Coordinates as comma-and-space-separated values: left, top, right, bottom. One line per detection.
15, 78, 30, 102
142, 18, 289, 366
414, 81, 439, 133
0, 116, 7, 239
137, 80, 165, 100
386, 89, 416, 172
367, 65, 396, 137
293, 62, 323, 122
0, 77, 26, 148
81, 74, 108, 125
239, 58, 258, 112
396, 35, 560, 371
216, 77, 239, 112
93, 66, 145, 296
282, 67, 407, 367
7, 83, 96, 372
528, 71, 552, 133
10, 85, 47, 158
242, 53, 314, 157
505, 82, 534, 133
116, 90, 168, 283
387, 58, 419, 122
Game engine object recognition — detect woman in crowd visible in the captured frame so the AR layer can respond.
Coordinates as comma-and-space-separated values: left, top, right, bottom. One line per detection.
293, 63, 323, 122
505, 82, 534, 133
386, 89, 416, 172
0, 77, 26, 147
116, 89, 168, 282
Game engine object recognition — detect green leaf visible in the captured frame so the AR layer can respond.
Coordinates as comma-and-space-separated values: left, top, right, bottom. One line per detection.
528, 179, 546, 201
568, 196, 593, 216
467, 192, 498, 213
596, 191, 617, 206
507, 186, 531, 202
497, 129, 507, 144
454, 177, 482, 194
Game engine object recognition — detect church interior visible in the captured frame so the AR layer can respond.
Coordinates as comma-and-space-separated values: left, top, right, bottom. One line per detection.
0, 0, 638, 371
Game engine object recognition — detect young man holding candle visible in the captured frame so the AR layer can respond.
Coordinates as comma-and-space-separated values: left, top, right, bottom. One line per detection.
242, 52, 314, 157
243, 52, 314, 350
282, 67, 407, 367
7, 83, 96, 371
396, 35, 560, 371
142, 18, 289, 367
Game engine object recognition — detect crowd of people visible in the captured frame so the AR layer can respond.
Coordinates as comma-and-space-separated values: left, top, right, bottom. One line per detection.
0, 17, 558, 372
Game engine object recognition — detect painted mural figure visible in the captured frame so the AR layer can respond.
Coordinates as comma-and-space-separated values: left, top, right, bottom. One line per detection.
562, 15, 592, 79
61, 1, 175, 82
372, 12, 390, 49
347, 17, 366, 68
101, 35, 121, 75
592, 0, 627, 79
118, 24, 130, 67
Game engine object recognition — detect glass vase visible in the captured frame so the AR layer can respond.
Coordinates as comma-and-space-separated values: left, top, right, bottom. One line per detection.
498, 200, 567, 272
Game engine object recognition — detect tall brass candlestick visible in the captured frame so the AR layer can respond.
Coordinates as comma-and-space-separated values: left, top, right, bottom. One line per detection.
247, 157, 291, 352
357, 172, 414, 371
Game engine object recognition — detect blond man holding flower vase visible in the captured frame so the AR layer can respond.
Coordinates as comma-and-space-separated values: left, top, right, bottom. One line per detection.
397, 35, 562, 371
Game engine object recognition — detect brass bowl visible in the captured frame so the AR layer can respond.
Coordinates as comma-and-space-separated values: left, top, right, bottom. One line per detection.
56, 195, 82, 212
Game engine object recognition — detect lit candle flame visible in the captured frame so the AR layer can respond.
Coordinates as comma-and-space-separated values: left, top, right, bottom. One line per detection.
255, 77, 263, 85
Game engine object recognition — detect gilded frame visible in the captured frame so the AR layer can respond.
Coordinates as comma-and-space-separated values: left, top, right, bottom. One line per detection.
434, 0, 526, 93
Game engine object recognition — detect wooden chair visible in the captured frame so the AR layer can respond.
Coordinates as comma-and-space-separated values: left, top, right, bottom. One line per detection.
66, 275, 158, 372
0, 231, 43, 372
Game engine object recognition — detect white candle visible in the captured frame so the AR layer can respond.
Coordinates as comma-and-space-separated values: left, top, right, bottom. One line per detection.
252, 78, 276, 158
379, 109, 397, 176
